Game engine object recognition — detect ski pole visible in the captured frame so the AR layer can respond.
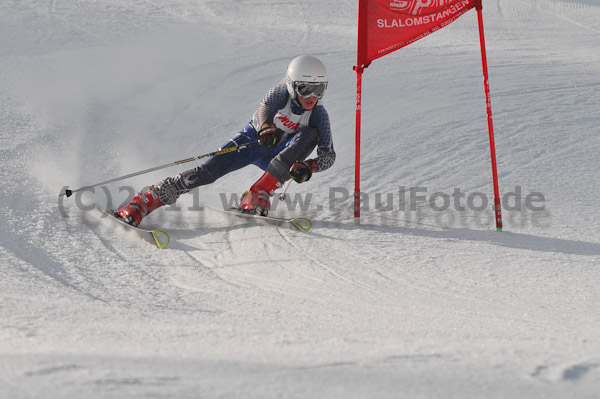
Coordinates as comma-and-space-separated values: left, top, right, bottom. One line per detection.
60, 141, 260, 198
278, 180, 292, 201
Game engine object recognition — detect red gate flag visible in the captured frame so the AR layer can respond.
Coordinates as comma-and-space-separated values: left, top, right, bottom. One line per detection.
354, 0, 503, 231
357, 0, 476, 67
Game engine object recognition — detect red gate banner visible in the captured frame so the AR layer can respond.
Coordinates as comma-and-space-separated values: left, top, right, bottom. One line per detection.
354, 0, 502, 230
357, 0, 477, 67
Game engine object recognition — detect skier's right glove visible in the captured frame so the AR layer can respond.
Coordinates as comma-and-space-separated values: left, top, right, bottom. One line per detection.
258, 122, 283, 148
290, 159, 318, 184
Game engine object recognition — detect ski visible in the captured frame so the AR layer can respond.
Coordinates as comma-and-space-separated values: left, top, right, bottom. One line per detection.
92, 203, 308, 249
230, 208, 312, 232
203, 204, 311, 233
97, 208, 170, 249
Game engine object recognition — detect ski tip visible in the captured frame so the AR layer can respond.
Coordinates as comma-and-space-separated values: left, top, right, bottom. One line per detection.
151, 230, 170, 249
291, 218, 311, 233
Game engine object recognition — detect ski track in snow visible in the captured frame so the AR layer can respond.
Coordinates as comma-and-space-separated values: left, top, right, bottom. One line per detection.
1, 0, 600, 398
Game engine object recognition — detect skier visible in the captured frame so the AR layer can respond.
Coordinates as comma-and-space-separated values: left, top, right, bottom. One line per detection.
115, 55, 335, 227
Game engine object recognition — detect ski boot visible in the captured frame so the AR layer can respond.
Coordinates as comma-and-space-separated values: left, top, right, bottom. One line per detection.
237, 171, 282, 216
115, 187, 163, 227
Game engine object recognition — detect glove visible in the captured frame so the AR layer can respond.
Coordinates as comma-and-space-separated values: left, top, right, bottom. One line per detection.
290, 159, 318, 184
257, 122, 283, 148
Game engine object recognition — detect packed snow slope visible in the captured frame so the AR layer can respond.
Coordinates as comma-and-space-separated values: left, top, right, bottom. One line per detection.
1, 0, 599, 398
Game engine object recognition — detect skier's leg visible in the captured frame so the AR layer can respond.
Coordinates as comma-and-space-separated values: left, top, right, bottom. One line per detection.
154, 125, 265, 205
117, 124, 266, 225
238, 127, 318, 215
265, 126, 318, 182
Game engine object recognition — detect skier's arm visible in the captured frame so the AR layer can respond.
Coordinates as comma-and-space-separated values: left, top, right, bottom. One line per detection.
308, 106, 336, 172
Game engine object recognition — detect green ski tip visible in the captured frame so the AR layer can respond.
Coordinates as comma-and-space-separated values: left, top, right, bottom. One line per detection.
151, 230, 170, 248
291, 218, 311, 233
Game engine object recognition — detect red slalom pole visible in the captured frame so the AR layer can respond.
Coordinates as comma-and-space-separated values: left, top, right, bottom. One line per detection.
354, 0, 370, 226
353, 66, 364, 225
475, 0, 503, 231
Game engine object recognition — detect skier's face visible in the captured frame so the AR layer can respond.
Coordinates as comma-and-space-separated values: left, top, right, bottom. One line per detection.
298, 95, 318, 110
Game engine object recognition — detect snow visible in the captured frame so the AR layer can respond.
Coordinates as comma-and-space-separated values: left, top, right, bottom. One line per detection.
1, 0, 599, 397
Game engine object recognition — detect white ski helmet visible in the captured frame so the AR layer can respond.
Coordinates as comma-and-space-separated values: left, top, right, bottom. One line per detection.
285, 55, 328, 100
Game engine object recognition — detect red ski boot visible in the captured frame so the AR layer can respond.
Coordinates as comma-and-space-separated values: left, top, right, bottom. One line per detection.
237, 171, 282, 216
115, 187, 163, 227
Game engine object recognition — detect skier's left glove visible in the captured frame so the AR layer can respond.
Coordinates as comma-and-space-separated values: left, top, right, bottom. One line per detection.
290, 159, 318, 183
258, 122, 284, 148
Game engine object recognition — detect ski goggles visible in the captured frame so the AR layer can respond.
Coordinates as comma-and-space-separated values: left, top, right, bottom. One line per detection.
293, 81, 327, 99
